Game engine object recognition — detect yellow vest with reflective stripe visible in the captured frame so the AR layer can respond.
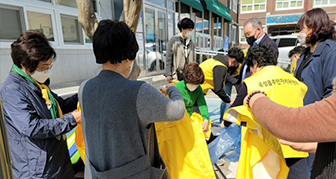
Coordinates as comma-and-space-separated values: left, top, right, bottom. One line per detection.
200, 58, 227, 94
244, 65, 308, 159
224, 65, 308, 179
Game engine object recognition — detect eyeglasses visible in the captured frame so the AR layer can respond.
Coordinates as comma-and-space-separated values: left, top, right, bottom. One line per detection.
36, 64, 53, 72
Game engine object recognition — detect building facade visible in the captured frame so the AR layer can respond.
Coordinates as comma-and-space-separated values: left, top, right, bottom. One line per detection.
0, 0, 239, 87
239, 0, 336, 49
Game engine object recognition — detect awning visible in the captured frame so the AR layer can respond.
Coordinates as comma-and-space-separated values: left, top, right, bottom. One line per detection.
204, 0, 232, 22
180, 0, 204, 12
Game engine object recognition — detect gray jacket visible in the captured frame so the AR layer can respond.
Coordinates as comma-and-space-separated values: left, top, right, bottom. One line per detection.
79, 70, 185, 179
165, 34, 196, 77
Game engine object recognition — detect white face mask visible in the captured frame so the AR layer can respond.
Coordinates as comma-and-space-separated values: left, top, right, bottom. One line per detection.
297, 32, 307, 44
185, 30, 193, 39
186, 83, 199, 92
32, 69, 52, 83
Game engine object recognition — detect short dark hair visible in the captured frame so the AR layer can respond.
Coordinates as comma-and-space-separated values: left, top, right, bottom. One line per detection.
183, 62, 204, 84
228, 47, 244, 63
177, 18, 195, 32
297, 8, 336, 45
11, 30, 56, 73
288, 46, 306, 58
246, 45, 277, 68
93, 20, 139, 64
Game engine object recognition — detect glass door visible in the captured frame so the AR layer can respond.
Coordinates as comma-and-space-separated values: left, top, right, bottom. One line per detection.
145, 7, 167, 73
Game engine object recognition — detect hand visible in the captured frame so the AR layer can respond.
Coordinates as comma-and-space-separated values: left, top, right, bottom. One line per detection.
279, 139, 318, 153
224, 95, 231, 103
220, 121, 227, 128
160, 83, 175, 93
166, 76, 173, 83
202, 120, 209, 134
71, 110, 82, 124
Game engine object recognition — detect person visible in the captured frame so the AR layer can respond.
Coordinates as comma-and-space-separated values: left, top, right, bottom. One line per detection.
165, 18, 196, 82
245, 78, 336, 178
0, 30, 81, 179
235, 17, 278, 92
288, 46, 305, 74
293, 7, 336, 179
175, 62, 209, 133
158, 62, 216, 178
79, 20, 185, 179
199, 47, 244, 115
223, 45, 309, 179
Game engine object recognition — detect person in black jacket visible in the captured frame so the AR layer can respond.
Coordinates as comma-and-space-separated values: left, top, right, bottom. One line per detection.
200, 47, 244, 105
0, 30, 81, 179
235, 17, 279, 92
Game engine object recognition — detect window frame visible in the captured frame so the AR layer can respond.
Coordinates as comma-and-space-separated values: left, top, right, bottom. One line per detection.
241, 0, 267, 14
24, 6, 58, 46
0, 4, 26, 43
232, 0, 238, 13
59, 14, 84, 45
275, 0, 304, 11
314, 0, 336, 7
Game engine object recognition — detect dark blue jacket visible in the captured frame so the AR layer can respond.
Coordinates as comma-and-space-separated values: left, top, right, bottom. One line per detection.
295, 39, 336, 105
0, 71, 78, 179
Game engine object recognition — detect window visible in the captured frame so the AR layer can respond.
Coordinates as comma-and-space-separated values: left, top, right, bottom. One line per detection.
27, 11, 54, 41
55, 0, 77, 8
241, 0, 266, 13
239, 27, 246, 43
61, 15, 82, 44
314, 0, 336, 6
276, 0, 303, 9
204, 10, 210, 35
232, 25, 237, 42
278, 38, 297, 47
0, 6, 24, 40
232, 0, 238, 13
195, 11, 203, 33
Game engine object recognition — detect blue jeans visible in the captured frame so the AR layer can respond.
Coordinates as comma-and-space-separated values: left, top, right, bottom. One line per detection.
219, 82, 233, 123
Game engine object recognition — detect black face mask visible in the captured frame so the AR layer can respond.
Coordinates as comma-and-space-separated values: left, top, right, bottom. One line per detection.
246, 36, 257, 46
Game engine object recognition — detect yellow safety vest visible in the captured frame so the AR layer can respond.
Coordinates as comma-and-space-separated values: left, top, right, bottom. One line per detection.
200, 58, 227, 94
224, 65, 308, 179
245, 65, 308, 159
155, 112, 216, 179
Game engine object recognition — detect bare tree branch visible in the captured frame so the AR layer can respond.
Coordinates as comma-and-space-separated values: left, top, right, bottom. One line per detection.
76, 0, 143, 80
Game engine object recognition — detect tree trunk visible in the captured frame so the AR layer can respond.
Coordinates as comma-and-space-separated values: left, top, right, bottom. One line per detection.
76, 0, 143, 80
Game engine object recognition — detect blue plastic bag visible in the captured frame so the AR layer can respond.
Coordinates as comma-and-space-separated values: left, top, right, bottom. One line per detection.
208, 124, 241, 164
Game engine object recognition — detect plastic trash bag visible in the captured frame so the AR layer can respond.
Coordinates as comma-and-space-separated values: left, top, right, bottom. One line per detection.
208, 124, 241, 164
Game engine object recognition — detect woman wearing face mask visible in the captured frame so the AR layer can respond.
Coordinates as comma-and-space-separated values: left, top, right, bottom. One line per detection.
291, 8, 336, 179
165, 18, 196, 82
174, 62, 210, 133
0, 30, 81, 179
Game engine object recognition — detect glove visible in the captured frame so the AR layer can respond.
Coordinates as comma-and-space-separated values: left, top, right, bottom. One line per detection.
223, 95, 231, 103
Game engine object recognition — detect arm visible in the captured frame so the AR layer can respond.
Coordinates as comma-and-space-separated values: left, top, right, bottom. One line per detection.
195, 87, 210, 133
52, 92, 78, 114
231, 84, 247, 107
136, 83, 185, 124
2, 89, 77, 139
226, 75, 238, 85
321, 46, 336, 98
212, 66, 230, 103
196, 87, 209, 120
248, 92, 336, 142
